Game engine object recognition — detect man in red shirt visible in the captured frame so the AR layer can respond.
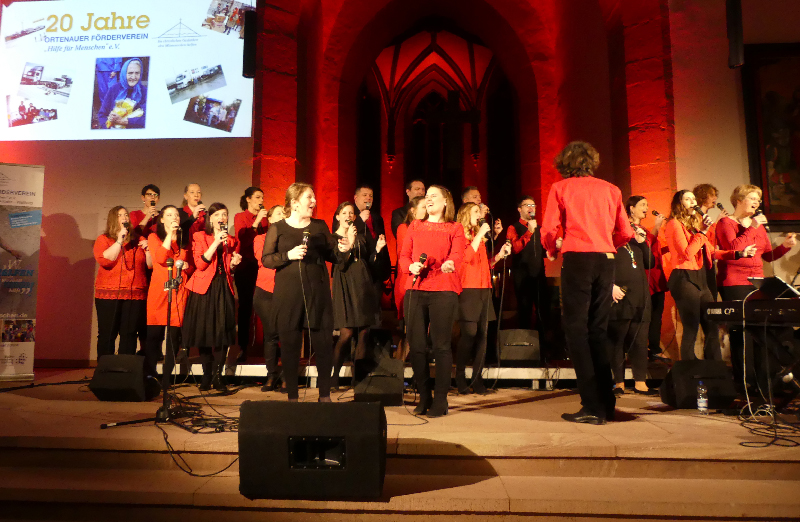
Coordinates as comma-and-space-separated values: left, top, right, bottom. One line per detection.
542, 142, 634, 425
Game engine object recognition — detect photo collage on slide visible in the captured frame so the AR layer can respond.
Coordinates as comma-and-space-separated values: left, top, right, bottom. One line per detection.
2, 0, 252, 138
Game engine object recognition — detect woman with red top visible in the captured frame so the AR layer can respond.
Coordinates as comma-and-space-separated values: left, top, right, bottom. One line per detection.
129, 184, 161, 239
455, 202, 510, 395
399, 185, 466, 417
394, 196, 426, 360
183, 203, 242, 391
233, 186, 270, 362
253, 205, 285, 391
716, 184, 796, 391
663, 190, 746, 362
645, 208, 670, 363
144, 205, 190, 379
178, 183, 206, 237
93, 206, 152, 359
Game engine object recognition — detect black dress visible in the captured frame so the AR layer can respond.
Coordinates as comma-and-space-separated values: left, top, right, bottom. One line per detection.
331, 233, 380, 329
182, 245, 236, 347
261, 219, 342, 332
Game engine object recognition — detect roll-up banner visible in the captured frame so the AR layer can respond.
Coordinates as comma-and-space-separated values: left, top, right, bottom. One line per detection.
0, 163, 44, 382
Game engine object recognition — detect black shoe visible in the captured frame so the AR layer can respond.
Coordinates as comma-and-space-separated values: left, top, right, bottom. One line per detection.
561, 409, 606, 425
649, 353, 672, 365
427, 398, 448, 418
211, 370, 228, 393
318, 396, 332, 403
456, 374, 470, 395
633, 387, 659, 396
198, 378, 211, 392
261, 374, 281, 392
613, 387, 624, 396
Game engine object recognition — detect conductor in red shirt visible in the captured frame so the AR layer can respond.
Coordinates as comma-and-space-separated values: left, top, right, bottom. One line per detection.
541, 142, 634, 425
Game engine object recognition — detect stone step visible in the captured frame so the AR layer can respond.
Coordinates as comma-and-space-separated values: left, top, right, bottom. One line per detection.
0, 466, 798, 520
2, 447, 799, 481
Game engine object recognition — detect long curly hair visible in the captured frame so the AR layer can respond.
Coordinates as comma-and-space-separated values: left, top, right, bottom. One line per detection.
668, 190, 702, 233
457, 202, 482, 241
554, 141, 600, 178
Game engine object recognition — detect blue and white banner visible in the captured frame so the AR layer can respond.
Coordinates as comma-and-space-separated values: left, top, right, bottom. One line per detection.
0, 163, 44, 381
0, 0, 254, 141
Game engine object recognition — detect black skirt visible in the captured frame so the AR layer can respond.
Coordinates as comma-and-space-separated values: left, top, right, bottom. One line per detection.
332, 258, 380, 329
458, 288, 496, 323
182, 273, 236, 347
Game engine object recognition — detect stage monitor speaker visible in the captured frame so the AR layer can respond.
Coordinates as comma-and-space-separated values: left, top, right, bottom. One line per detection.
88, 354, 146, 402
354, 356, 404, 406
659, 360, 737, 409
242, 9, 257, 78
239, 401, 387, 500
726, 0, 744, 68
498, 329, 540, 362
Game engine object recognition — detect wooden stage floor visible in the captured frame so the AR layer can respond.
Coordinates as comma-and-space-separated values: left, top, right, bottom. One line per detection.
0, 368, 799, 521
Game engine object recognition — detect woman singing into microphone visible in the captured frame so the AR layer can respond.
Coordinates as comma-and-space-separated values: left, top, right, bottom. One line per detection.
233, 186, 270, 362
93, 206, 151, 359
330, 201, 383, 387
261, 183, 352, 402
399, 185, 466, 417
182, 203, 242, 392
144, 205, 190, 380
716, 184, 796, 392
663, 190, 740, 361
179, 183, 206, 235
253, 205, 285, 391
455, 202, 510, 395
394, 196, 427, 359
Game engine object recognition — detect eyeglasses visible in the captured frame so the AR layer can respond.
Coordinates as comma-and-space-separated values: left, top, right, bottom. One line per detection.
144, 192, 159, 198
744, 196, 762, 203
522, 204, 536, 208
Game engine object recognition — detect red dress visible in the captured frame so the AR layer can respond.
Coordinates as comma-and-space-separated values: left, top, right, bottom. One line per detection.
146, 233, 189, 326
93, 235, 149, 300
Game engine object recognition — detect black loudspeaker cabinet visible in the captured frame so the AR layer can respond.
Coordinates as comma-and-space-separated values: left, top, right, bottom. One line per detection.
239, 401, 387, 500
242, 9, 257, 78
88, 354, 146, 402
726, 0, 744, 68
660, 360, 737, 409
498, 329, 540, 362
354, 356, 404, 406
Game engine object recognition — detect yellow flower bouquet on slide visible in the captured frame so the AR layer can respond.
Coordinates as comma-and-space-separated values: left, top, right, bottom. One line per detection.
106, 98, 144, 128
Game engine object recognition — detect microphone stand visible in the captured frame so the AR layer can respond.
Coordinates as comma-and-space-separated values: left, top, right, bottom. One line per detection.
101, 258, 196, 433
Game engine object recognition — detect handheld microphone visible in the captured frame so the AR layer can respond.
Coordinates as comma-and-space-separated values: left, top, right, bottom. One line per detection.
716, 203, 726, 212
123, 222, 131, 231
345, 219, 353, 227
174, 259, 184, 282
692, 205, 705, 216
412, 253, 427, 287
150, 200, 156, 207
651, 210, 662, 217
477, 218, 491, 239
365, 202, 372, 211
302, 231, 310, 246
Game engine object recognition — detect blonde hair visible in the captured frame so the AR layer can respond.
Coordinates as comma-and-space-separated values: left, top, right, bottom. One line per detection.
105, 206, 132, 244
730, 184, 762, 209
668, 189, 702, 233
457, 202, 481, 241
283, 182, 314, 218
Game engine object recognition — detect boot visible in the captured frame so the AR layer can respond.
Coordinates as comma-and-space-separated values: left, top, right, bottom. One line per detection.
413, 379, 432, 415
456, 373, 470, 395
198, 362, 212, 391
212, 359, 228, 392
427, 396, 448, 418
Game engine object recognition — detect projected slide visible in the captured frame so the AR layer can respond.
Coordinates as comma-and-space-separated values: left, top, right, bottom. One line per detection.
0, 0, 254, 140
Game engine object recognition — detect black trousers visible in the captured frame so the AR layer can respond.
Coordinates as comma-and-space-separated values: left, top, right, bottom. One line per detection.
234, 264, 258, 353
648, 291, 666, 356
667, 269, 721, 361
406, 290, 458, 400
253, 287, 280, 377
277, 328, 333, 400
560, 253, 616, 419
456, 289, 491, 383
95, 298, 146, 359
607, 316, 649, 383
514, 273, 549, 334
144, 325, 182, 378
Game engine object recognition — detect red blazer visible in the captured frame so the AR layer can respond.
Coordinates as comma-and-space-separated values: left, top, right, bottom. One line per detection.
185, 230, 239, 295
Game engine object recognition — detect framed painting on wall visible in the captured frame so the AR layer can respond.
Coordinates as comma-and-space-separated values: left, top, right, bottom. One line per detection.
743, 43, 800, 224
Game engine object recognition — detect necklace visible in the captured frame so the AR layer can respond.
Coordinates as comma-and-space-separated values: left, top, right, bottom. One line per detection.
623, 244, 637, 269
